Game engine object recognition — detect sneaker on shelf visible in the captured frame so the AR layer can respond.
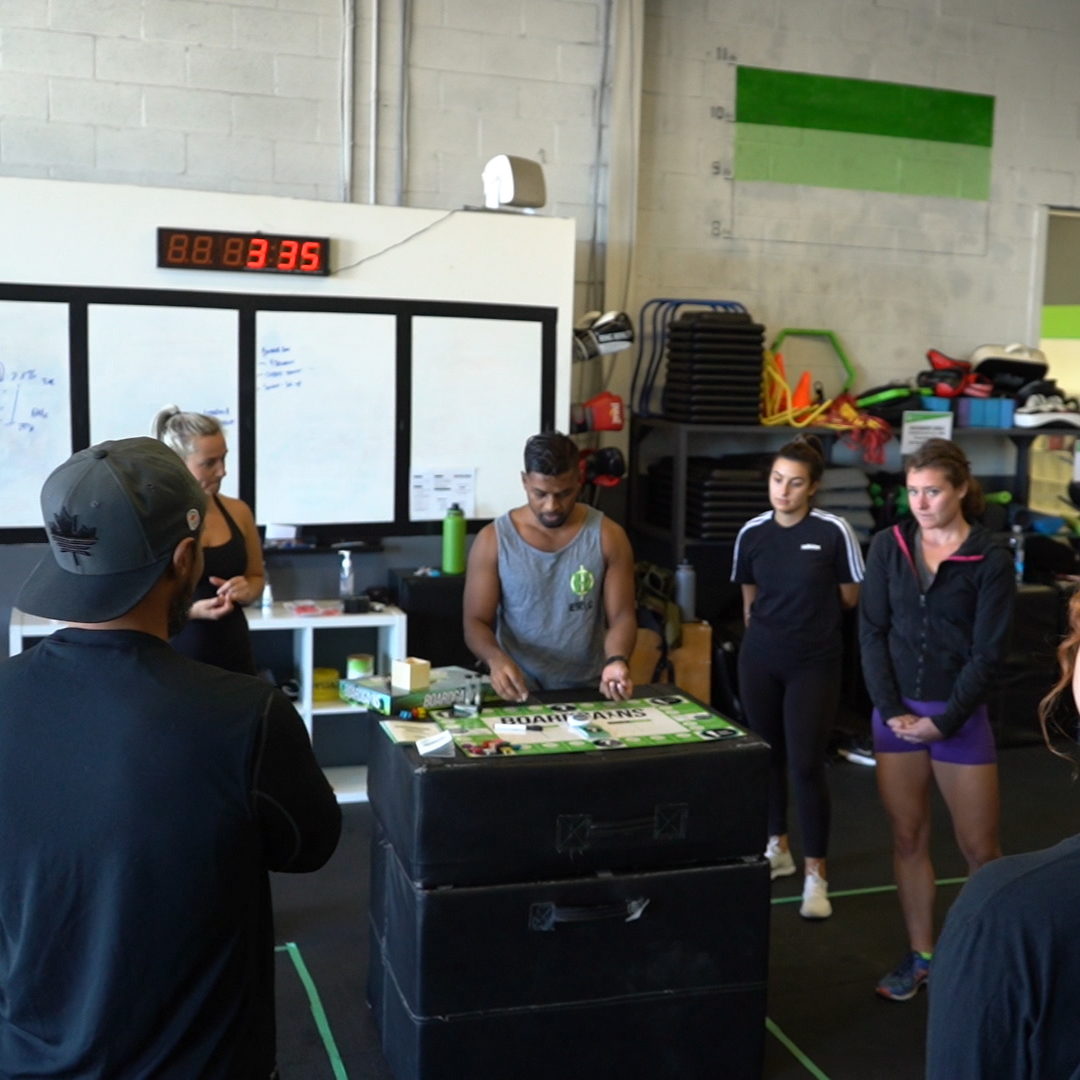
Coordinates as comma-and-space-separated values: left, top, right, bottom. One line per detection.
1015, 393, 1080, 428
799, 872, 832, 920
765, 836, 796, 880
876, 951, 930, 1002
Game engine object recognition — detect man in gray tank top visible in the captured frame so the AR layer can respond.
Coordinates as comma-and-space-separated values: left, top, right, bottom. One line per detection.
464, 432, 638, 700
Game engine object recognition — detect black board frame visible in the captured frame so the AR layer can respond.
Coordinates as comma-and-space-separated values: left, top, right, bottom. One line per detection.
0, 282, 557, 544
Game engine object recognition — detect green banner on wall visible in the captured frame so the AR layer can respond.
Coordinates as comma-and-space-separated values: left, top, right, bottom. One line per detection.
734, 67, 994, 201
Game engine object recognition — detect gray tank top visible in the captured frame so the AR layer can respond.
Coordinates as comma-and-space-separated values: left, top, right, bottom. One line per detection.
494, 505, 607, 690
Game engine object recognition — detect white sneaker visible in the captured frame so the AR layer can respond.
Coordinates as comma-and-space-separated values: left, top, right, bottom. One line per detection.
800, 871, 832, 920
765, 836, 796, 880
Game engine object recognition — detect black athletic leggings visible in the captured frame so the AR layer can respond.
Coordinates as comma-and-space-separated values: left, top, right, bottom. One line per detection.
737, 632, 840, 859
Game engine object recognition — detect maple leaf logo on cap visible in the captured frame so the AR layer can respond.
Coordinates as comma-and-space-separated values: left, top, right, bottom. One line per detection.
50, 507, 98, 564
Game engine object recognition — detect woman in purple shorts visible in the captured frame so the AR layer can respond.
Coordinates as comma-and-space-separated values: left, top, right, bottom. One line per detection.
860, 439, 1014, 1002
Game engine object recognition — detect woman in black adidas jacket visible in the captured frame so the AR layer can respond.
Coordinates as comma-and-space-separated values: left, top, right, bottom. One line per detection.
860, 438, 1014, 1003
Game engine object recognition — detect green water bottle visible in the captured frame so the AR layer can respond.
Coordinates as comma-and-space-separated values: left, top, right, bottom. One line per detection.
442, 503, 466, 574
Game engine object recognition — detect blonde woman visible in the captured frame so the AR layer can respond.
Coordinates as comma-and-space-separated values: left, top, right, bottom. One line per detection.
153, 406, 264, 675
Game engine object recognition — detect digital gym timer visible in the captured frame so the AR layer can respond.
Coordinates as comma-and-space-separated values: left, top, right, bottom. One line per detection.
157, 228, 331, 276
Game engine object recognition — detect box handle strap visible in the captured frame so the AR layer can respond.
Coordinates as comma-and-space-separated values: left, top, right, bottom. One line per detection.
528, 897, 650, 932
555, 803, 688, 853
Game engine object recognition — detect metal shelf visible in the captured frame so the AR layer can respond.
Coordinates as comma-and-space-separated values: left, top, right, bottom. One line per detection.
629, 415, 1037, 565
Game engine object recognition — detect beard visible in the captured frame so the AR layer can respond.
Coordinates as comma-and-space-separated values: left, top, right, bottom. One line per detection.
166, 578, 197, 638
538, 510, 570, 529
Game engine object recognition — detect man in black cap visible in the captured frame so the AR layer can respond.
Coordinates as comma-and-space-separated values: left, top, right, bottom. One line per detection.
0, 437, 341, 1079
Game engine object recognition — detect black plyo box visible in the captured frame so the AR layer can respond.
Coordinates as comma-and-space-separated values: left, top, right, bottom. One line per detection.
367, 691, 769, 888
367, 839, 770, 1080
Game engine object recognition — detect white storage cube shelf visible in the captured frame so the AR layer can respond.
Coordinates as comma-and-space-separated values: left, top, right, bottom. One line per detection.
8, 604, 407, 805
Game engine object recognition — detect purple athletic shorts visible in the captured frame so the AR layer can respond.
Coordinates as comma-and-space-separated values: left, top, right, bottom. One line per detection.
871, 697, 996, 765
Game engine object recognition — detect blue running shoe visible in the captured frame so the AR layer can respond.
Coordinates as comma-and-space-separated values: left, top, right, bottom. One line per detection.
876, 951, 930, 1001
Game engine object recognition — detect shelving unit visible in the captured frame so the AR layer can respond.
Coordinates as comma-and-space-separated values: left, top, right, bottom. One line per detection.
8, 602, 407, 805
630, 415, 1040, 565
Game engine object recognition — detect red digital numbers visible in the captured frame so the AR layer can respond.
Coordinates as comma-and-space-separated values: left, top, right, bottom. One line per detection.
246, 237, 269, 270
277, 239, 299, 271
222, 236, 246, 267
159, 229, 329, 275
191, 235, 213, 265
165, 233, 189, 263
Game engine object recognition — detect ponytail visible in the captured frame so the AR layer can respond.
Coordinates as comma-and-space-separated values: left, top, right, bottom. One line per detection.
151, 405, 222, 459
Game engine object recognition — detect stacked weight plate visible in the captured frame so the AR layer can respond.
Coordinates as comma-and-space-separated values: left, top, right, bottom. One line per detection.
647, 456, 771, 542
660, 311, 766, 424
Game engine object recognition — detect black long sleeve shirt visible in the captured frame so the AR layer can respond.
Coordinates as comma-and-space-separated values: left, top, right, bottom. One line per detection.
859, 519, 1014, 738
928, 834, 1080, 1079
0, 628, 342, 1079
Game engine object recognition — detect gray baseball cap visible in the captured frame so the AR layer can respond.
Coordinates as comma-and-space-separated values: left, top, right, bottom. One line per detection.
18, 437, 207, 623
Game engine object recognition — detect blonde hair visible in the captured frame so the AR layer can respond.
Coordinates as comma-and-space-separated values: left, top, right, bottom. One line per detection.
152, 405, 222, 459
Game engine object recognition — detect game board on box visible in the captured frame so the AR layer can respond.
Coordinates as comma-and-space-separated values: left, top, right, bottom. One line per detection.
432, 693, 747, 757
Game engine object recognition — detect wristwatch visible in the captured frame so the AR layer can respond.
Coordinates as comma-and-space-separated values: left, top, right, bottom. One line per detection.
603, 655, 629, 667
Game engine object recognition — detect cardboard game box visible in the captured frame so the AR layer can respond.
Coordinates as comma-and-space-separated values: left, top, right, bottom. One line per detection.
340, 665, 496, 715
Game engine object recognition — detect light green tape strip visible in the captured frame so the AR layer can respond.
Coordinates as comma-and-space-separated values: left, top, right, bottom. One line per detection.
734, 123, 991, 200
766, 1017, 832, 1080
771, 876, 967, 905
279, 941, 349, 1080
1042, 305, 1080, 339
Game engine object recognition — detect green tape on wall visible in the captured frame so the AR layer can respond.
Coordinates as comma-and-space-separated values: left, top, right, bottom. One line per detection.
734, 67, 994, 200
1042, 306, 1080, 339
737, 67, 994, 145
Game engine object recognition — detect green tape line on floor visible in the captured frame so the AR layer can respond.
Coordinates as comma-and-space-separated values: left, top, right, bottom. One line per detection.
766, 1016, 832, 1080
278, 941, 349, 1080
771, 875, 967, 905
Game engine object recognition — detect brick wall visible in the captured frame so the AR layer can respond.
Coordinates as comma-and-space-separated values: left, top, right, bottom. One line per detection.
0, 0, 608, 310
0, 0, 346, 199
3, 0, 1079, 379
631, 0, 1080, 391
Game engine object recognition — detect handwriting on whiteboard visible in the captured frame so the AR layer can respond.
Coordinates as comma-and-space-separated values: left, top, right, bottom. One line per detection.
204, 405, 236, 428
0, 361, 60, 434
257, 344, 304, 392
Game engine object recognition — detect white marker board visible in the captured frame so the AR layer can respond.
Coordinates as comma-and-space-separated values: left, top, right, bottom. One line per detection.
87, 304, 240, 498
0, 301, 72, 527
255, 310, 397, 525
411, 317, 544, 519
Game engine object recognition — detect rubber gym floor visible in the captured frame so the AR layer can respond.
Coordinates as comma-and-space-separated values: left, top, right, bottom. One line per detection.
271, 742, 1080, 1080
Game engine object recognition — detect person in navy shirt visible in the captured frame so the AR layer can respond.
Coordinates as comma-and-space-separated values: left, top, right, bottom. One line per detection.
732, 435, 864, 920
925, 593, 1080, 1078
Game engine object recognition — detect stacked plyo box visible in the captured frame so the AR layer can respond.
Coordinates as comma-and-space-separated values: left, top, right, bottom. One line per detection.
647, 457, 772, 542
366, 688, 771, 1080
660, 311, 766, 424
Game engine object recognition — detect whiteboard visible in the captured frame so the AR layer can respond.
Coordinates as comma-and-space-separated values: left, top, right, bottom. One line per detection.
411, 317, 543, 519
255, 310, 397, 525
87, 305, 241, 498
0, 301, 72, 527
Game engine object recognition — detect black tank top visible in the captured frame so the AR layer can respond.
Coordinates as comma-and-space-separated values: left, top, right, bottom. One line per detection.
170, 496, 258, 675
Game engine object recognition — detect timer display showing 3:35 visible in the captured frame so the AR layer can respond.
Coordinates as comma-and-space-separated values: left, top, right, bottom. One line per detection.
157, 228, 331, 276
